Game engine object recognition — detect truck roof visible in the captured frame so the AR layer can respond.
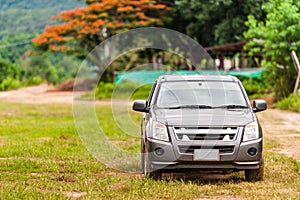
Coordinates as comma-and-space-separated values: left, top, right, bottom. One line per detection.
156, 74, 239, 83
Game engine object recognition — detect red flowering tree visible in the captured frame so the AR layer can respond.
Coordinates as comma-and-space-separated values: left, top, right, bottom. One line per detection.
32, 0, 171, 59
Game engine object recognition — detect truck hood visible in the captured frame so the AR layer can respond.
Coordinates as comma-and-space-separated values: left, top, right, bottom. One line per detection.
153, 108, 254, 127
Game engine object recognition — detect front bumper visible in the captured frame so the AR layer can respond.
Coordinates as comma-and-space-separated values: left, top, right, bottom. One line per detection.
147, 136, 263, 171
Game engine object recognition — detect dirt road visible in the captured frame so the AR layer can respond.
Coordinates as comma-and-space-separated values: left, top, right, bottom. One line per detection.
0, 84, 74, 104
257, 109, 300, 162
0, 85, 299, 162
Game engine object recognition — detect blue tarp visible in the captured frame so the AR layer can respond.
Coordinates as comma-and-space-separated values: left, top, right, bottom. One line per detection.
114, 69, 264, 85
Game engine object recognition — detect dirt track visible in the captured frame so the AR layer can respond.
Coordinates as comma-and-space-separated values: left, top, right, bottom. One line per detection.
257, 109, 300, 162
0, 84, 74, 104
0, 85, 299, 162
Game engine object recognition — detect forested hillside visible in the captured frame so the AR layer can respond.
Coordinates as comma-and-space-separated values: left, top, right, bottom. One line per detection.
0, 0, 81, 10
0, 0, 84, 62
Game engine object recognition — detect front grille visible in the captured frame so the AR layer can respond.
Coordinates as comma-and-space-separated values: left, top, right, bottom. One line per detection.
178, 146, 235, 154
173, 127, 238, 141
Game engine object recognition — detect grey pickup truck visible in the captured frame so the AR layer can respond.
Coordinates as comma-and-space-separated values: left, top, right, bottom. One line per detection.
133, 75, 267, 181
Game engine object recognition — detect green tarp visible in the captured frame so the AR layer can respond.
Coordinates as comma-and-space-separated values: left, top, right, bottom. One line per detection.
114, 69, 264, 85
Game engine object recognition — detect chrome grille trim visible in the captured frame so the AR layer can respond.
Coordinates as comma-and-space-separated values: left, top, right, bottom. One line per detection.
173, 126, 239, 141
178, 145, 235, 154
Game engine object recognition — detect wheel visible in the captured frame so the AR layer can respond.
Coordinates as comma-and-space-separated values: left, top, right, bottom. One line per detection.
141, 139, 162, 180
245, 159, 264, 182
146, 170, 162, 180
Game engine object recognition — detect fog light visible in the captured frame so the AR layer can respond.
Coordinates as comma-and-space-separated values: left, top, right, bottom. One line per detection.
248, 148, 257, 156
155, 148, 164, 156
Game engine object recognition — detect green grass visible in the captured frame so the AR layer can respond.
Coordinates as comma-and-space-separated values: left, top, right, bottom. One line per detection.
0, 101, 299, 199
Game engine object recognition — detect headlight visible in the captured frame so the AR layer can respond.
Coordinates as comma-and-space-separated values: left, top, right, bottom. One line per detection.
152, 121, 169, 141
243, 121, 259, 142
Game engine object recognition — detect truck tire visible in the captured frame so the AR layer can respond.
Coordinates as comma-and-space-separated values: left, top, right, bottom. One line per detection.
245, 159, 264, 182
146, 170, 162, 180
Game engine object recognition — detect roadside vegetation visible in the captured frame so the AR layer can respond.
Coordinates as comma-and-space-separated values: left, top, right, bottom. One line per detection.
0, 102, 299, 199
81, 75, 272, 101
84, 76, 300, 114
1, 0, 300, 113
275, 94, 300, 112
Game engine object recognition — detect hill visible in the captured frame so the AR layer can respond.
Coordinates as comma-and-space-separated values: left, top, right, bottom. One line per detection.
0, 0, 84, 62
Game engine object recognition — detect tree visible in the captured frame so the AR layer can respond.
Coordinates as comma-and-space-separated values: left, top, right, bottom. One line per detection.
32, 0, 171, 59
175, 0, 266, 47
244, 0, 300, 100
0, 57, 21, 83
22, 54, 59, 84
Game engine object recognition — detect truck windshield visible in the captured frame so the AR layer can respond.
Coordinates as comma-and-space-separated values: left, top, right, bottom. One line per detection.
156, 81, 248, 109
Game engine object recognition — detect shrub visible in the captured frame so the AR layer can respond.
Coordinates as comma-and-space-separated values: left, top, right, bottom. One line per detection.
131, 85, 152, 99
0, 77, 21, 91
237, 75, 273, 96
0, 58, 21, 83
94, 81, 152, 100
275, 94, 300, 112
24, 76, 45, 86
95, 82, 115, 99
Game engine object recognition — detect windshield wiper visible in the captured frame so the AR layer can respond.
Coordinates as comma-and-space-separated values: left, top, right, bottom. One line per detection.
167, 105, 213, 109
213, 105, 249, 109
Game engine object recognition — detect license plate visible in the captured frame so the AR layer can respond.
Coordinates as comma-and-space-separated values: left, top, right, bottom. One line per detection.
193, 149, 220, 161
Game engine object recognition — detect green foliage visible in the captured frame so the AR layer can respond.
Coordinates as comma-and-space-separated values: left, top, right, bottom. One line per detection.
0, 58, 22, 90
95, 82, 115, 99
237, 71, 274, 96
0, 77, 21, 91
275, 94, 300, 112
23, 76, 45, 86
131, 85, 152, 100
21, 54, 80, 85
45, 66, 59, 84
0, 0, 84, 89
244, 0, 300, 100
175, 0, 266, 46
0, 0, 83, 10
0, 33, 33, 63
0, 53, 80, 90
0, 58, 21, 82
95, 77, 272, 101
54, 55, 81, 81
95, 82, 152, 100
22, 55, 54, 84
0, 57, 47, 90
241, 78, 266, 96
0, 0, 84, 63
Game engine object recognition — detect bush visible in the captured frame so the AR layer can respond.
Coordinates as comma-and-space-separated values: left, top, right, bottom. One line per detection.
238, 76, 270, 95
0, 58, 21, 83
94, 81, 152, 100
95, 82, 115, 99
0, 77, 21, 91
131, 85, 152, 99
24, 76, 45, 86
275, 94, 300, 112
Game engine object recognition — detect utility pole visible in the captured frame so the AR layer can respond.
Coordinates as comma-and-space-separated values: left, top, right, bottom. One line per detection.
291, 51, 300, 94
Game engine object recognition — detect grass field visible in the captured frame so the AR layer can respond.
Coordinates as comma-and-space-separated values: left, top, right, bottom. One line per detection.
0, 102, 299, 199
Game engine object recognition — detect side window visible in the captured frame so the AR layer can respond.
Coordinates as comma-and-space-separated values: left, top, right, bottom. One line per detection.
147, 81, 157, 106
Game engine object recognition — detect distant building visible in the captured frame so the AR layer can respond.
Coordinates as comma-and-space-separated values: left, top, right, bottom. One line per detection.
205, 41, 262, 70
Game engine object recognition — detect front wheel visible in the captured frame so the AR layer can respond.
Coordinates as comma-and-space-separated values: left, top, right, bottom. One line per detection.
245, 159, 264, 182
146, 170, 162, 180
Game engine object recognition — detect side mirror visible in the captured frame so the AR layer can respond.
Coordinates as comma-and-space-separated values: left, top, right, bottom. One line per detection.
253, 99, 267, 112
132, 100, 148, 112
